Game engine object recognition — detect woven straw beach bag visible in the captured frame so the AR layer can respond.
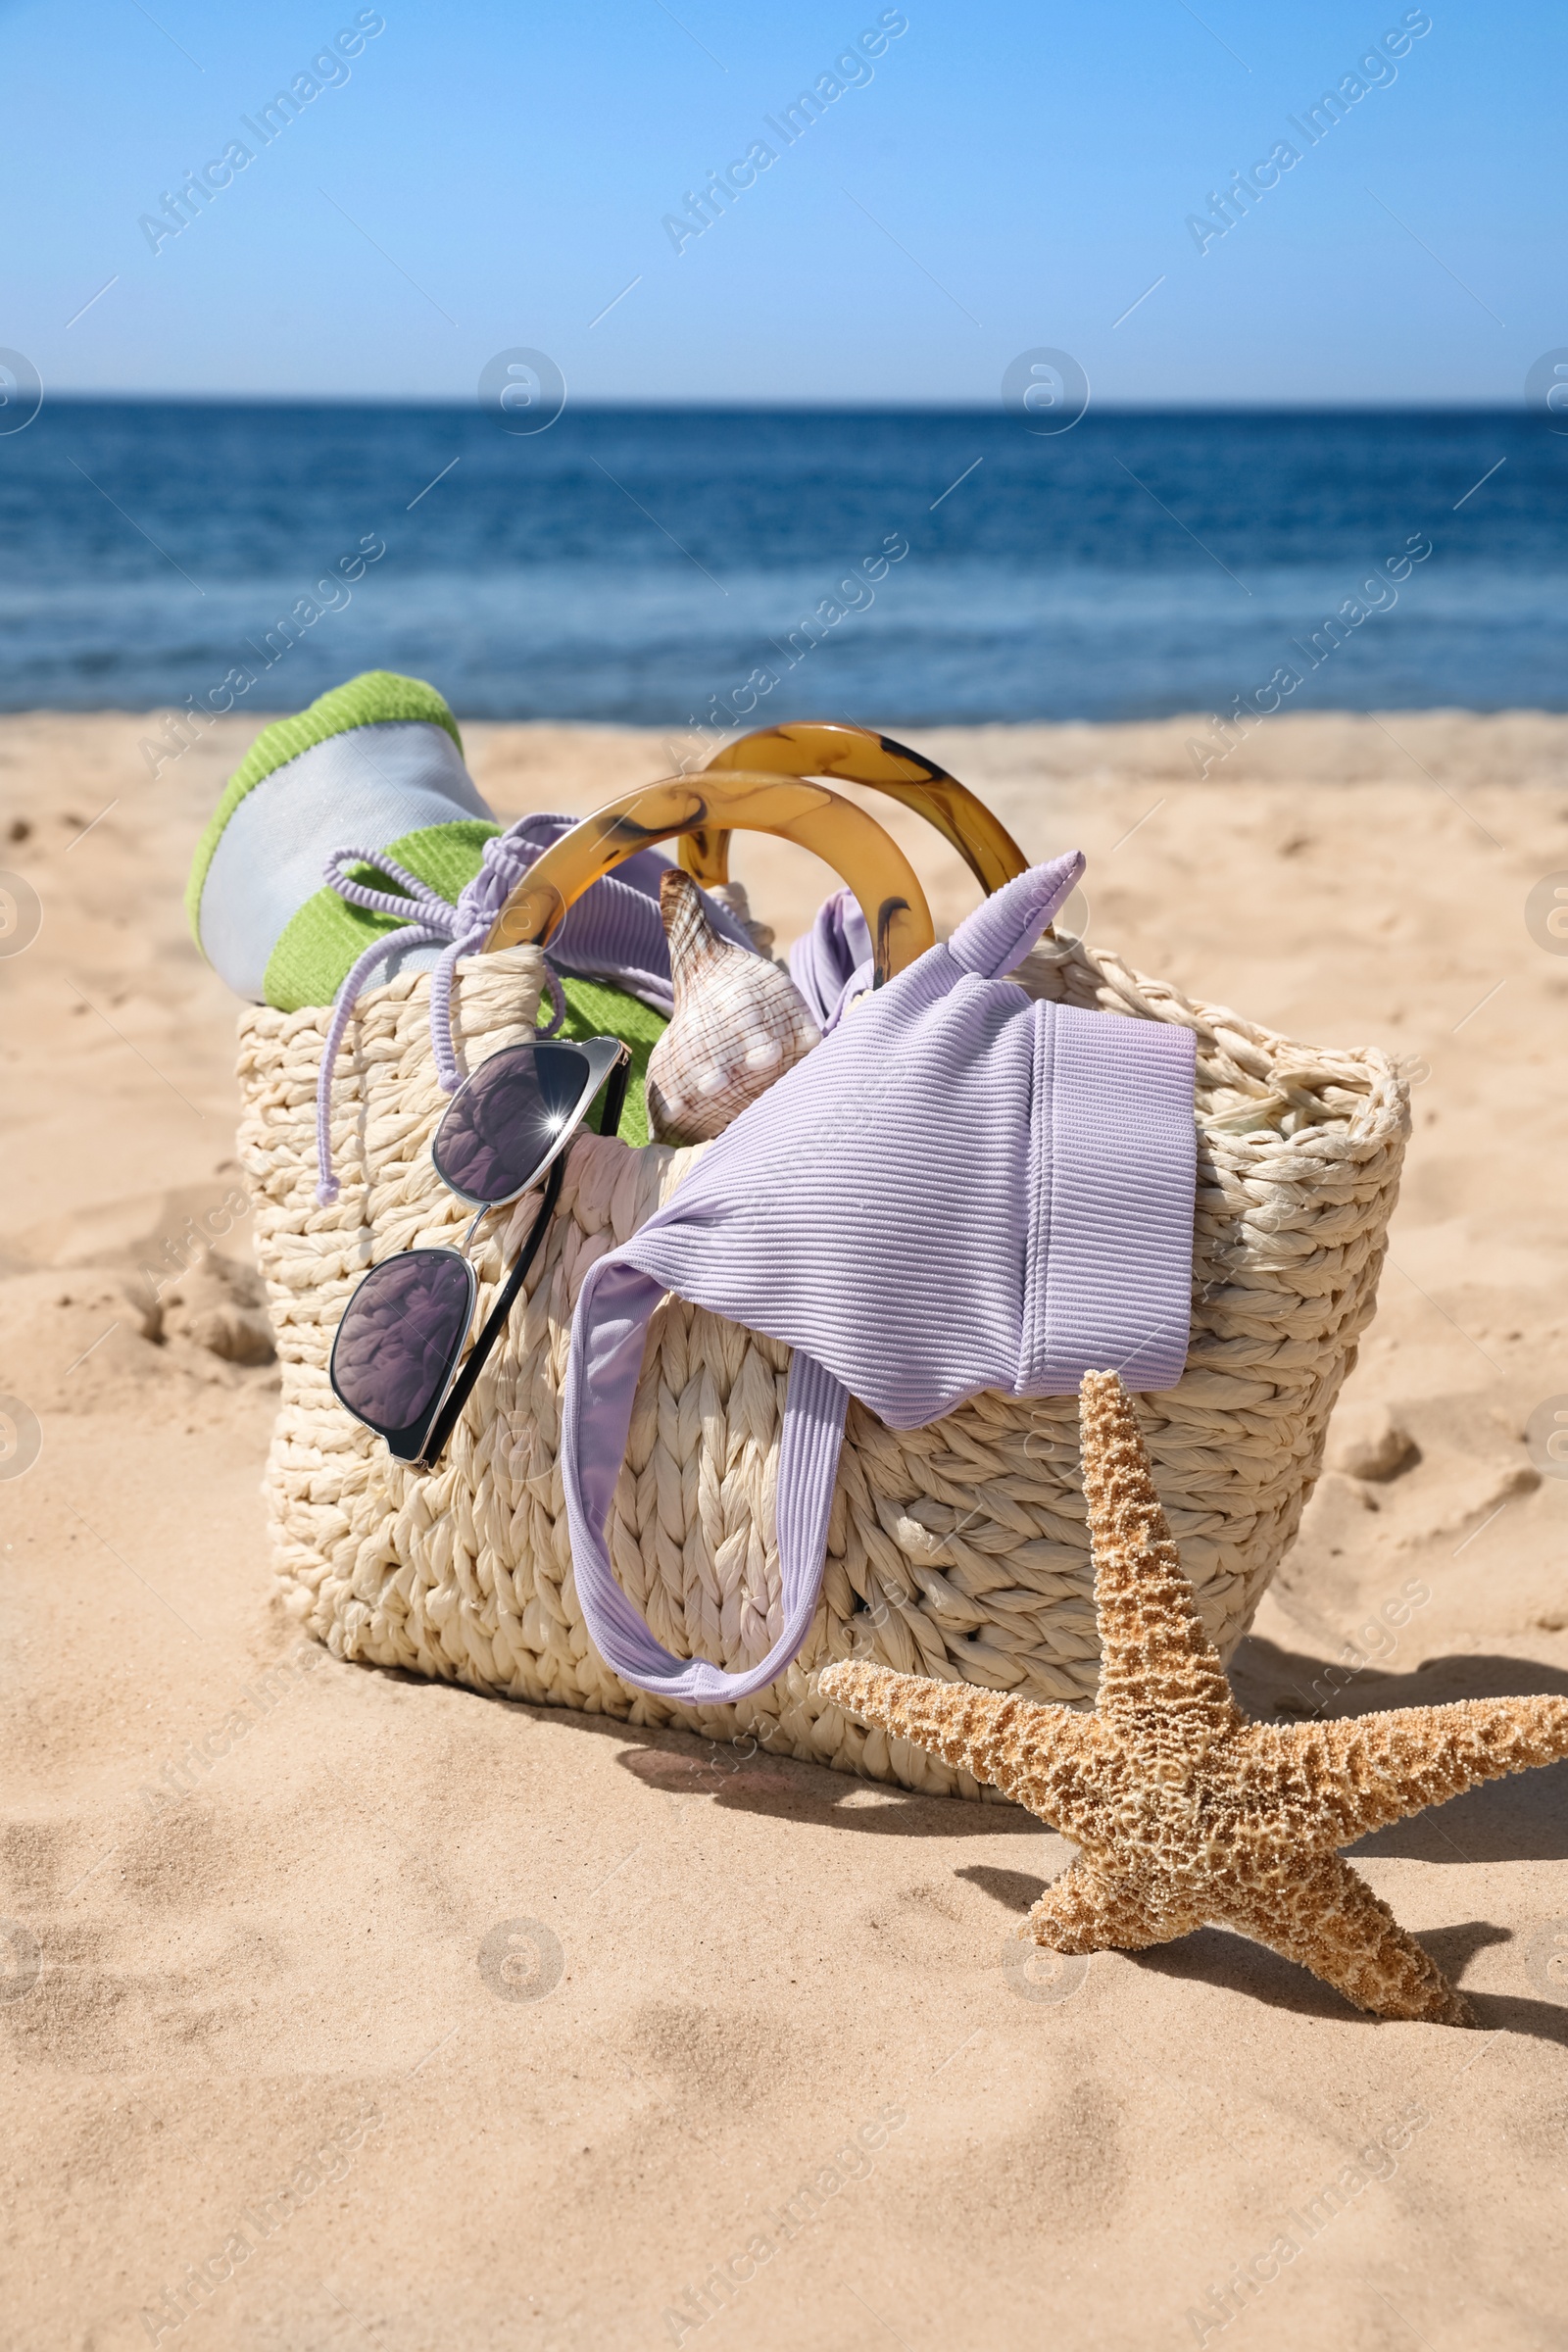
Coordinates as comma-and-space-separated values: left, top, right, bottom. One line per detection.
236, 732, 1408, 1798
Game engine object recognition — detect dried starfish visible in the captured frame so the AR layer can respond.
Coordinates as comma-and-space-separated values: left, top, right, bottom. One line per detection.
820, 1370, 1568, 2026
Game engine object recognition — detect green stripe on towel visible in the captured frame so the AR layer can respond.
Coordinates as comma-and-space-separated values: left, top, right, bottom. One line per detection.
263, 818, 501, 1012
184, 670, 464, 944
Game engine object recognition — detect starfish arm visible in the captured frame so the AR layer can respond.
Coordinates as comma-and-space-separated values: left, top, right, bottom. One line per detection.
1078, 1371, 1238, 1731
1026, 1858, 1187, 1954
816, 1660, 1090, 1813
1268, 1697, 1568, 1843
1218, 1853, 1475, 2026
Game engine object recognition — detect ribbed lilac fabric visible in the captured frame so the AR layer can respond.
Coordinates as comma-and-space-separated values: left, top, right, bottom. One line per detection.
787, 884, 873, 1034
562, 853, 1199, 1704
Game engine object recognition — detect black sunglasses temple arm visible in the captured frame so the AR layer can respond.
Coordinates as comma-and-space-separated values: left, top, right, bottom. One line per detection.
598, 1047, 632, 1139
418, 1152, 566, 1468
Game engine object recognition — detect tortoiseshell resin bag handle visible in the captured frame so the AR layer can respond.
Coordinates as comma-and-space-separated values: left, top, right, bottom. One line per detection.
483, 770, 935, 986
682, 721, 1030, 900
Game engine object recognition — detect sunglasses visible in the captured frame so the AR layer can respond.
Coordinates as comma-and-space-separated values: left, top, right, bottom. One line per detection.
329, 1036, 630, 1467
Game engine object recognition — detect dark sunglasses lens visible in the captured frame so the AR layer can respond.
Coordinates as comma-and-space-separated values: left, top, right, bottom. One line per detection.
332, 1250, 472, 1437
432, 1043, 591, 1202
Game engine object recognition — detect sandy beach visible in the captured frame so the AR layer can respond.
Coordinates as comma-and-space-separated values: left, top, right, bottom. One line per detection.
3, 706, 1567, 2350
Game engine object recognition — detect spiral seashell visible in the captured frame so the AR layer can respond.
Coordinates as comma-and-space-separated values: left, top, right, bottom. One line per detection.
646, 867, 821, 1145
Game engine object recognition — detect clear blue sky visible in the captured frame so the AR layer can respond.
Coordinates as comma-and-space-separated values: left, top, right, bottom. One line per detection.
3, 0, 1556, 405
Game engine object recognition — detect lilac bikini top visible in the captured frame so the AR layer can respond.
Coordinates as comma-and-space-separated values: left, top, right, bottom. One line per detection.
560, 854, 1198, 1704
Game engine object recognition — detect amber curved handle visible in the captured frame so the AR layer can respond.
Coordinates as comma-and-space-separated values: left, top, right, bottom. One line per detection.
681, 721, 1030, 898
482, 771, 936, 985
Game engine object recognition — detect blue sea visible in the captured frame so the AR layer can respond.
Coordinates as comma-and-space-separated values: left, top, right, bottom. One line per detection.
1, 403, 1563, 722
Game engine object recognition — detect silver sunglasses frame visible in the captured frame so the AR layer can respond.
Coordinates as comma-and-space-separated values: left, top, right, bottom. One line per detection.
330, 1034, 631, 1466
433, 1031, 632, 1219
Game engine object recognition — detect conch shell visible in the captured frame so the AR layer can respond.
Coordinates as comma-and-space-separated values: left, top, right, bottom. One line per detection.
646, 867, 821, 1145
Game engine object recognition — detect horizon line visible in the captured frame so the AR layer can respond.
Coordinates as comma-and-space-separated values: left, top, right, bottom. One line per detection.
24, 392, 1542, 415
